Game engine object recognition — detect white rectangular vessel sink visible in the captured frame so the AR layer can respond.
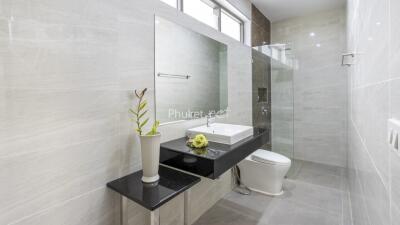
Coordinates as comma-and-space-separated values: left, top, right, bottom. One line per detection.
186, 123, 254, 145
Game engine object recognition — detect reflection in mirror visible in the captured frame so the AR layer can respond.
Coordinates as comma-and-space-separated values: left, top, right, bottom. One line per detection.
155, 16, 228, 124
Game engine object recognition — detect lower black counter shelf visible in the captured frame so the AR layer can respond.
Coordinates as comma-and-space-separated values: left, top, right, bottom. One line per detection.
107, 165, 200, 211
160, 128, 268, 179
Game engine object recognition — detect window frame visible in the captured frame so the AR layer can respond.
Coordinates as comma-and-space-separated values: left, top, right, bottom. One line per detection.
220, 8, 243, 42
181, 0, 220, 30
176, 0, 244, 43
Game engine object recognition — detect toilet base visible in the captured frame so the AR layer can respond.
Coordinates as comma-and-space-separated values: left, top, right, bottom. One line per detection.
248, 186, 284, 196
238, 150, 291, 197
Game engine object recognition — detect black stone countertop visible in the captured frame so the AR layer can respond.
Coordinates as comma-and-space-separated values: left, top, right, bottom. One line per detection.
160, 128, 268, 179
107, 165, 200, 211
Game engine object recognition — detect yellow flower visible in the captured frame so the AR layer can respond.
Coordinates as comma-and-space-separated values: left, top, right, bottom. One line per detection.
191, 134, 208, 148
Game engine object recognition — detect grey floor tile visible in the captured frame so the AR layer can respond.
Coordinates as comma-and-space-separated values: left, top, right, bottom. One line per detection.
193, 161, 350, 225
300, 161, 345, 177
193, 199, 263, 225
261, 200, 341, 225
277, 180, 343, 215
295, 167, 343, 190
223, 191, 276, 213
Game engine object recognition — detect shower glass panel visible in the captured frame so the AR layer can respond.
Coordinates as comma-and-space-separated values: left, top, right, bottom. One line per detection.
252, 44, 295, 176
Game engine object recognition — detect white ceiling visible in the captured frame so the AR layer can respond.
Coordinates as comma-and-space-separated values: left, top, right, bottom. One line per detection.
250, 0, 346, 22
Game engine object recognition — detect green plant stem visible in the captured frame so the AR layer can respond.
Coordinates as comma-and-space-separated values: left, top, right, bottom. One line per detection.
136, 95, 143, 135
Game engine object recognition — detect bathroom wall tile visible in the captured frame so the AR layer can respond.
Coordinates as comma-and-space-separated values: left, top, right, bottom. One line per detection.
160, 193, 184, 225
361, 167, 390, 225
390, 79, 400, 119
11, 187, 118, 225
125, 192, 184, 225
0, 137, 120, 224
294, 66, 348, 91
226, 45, 252, 126
117, 19, 154, 76
390, 0, 400, 78
392, 203, 400, 225
272, 8, 347, 167
251, 4, 271, 47
349, 119, 390, 225
0, 0, 252, 224
189, 171, 232, 225
347, 0, 397, 223
351, 83, 390, 186
354, 0, 390, 87
348, 123, 372, 225
0, 89, 121, 157
391, 148, 400, 208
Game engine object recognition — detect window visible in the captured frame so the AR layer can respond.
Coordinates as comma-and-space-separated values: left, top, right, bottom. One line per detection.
221, 9, 242, 41
160, 0, 245, 42
161, 0, 177, 8
183, 0, 218, 29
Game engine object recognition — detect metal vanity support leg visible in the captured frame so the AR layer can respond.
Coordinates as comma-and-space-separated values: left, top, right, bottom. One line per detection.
147, 210, 160, 225
121, 196, 128, 225
121, 195, 160, 225
184, 190, 191, 225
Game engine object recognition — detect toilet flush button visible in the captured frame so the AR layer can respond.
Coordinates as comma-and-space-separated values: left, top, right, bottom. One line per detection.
389, 129, 394, 144
394, 132, 399, 151
388, 119, 400, 153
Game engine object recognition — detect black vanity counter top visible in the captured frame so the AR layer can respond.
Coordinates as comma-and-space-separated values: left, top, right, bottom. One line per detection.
160, 128, 268, 179
107, 165, 200, 211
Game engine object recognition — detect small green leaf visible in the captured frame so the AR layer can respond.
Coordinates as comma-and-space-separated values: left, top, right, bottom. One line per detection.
145, 120, 160, 136
139, 101, 147, 111
138, 110, 148, 120
139, 118, 149, 128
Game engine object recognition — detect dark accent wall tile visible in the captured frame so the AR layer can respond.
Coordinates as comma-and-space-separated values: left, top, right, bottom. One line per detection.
251, 4, 271, 47
251, 4, 272, 148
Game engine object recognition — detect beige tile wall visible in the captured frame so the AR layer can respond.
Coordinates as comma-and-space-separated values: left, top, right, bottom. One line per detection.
271, 8, 348, 167
0, 0, 252, 224
347, 0, 400, 224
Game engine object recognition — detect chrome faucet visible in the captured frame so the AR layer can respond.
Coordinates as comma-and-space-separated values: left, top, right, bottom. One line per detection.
206, 113, 215, 127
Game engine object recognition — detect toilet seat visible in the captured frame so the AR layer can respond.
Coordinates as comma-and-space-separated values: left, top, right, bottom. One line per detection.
251, 149, 291, 165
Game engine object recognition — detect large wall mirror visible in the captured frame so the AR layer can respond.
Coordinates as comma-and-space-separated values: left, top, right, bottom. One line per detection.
155, 16, 228, 124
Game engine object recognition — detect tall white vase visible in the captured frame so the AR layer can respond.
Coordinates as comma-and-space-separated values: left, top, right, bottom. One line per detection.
139, 133, 161, 183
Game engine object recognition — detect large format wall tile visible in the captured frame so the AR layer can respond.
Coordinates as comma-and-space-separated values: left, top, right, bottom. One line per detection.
390, 0, 400, 78
272, 8, 347, 167
0, 0, 253, 224
348, 0, 400, 224
11, 187, 119, 225
351, 83, 390, 186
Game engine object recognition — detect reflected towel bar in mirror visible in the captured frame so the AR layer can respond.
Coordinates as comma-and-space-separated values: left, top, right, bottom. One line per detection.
157, 73, 191, 79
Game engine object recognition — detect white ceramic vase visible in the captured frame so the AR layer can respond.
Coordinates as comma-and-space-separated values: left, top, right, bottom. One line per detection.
139, 133, 161, 183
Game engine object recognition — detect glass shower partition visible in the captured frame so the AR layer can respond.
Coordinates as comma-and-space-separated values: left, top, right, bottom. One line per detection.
252, 44, 296, 176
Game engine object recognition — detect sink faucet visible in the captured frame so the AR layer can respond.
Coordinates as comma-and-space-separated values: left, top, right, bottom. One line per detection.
206, 113, 215, 127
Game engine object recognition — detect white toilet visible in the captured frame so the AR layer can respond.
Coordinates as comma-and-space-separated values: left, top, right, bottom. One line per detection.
238, 149, 291, 196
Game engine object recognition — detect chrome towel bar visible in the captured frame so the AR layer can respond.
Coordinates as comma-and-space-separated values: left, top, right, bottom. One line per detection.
157, 73, 191, 79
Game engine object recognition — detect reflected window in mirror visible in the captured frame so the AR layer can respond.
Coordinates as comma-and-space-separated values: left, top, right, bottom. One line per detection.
160, 0, 178, 8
